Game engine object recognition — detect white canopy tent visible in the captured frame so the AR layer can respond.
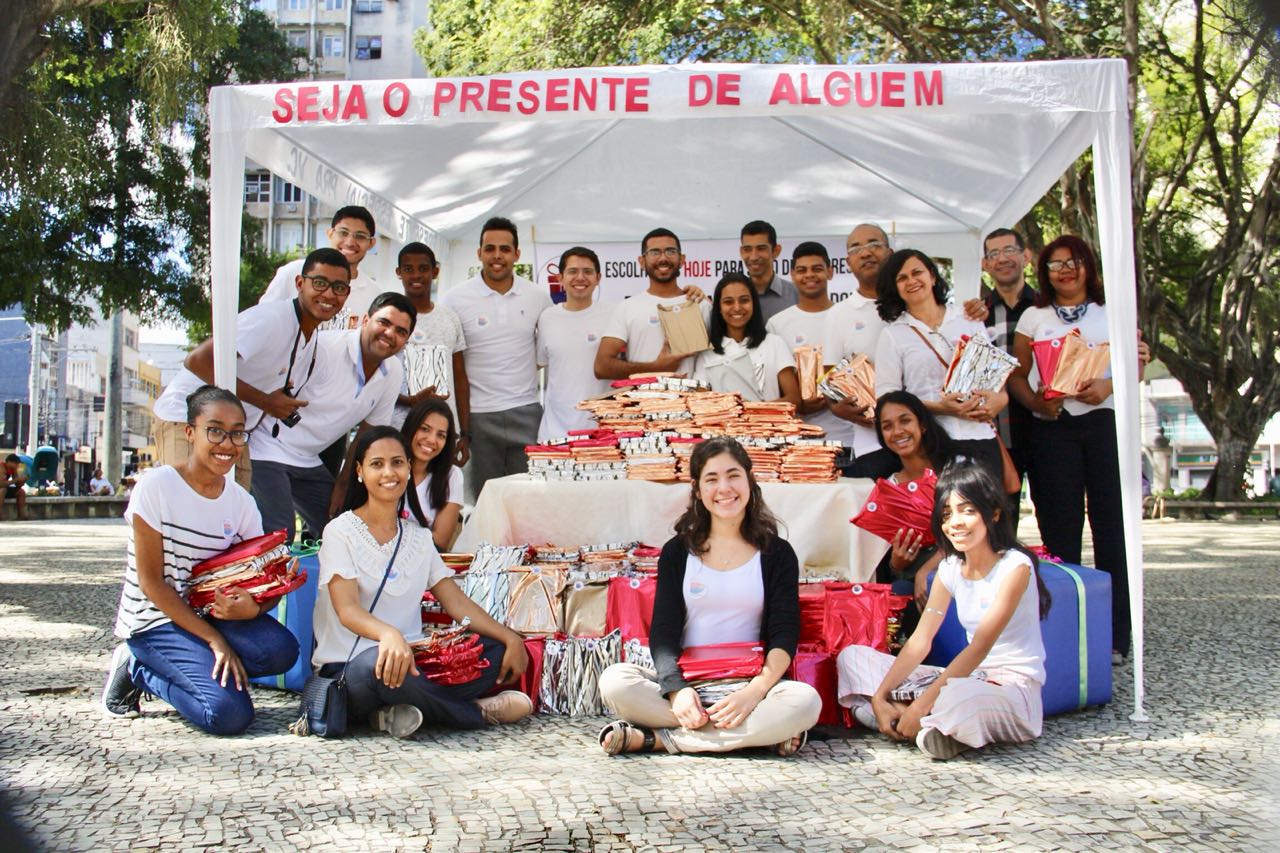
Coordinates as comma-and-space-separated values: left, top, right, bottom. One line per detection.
208, 59, 1148, 720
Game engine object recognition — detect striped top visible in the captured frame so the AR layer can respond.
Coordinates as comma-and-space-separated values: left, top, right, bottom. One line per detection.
113, 465, 263, 639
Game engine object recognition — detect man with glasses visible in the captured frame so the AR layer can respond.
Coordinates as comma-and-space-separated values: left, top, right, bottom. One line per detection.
250, 292, 414, 543
739, 220, 798, 323
150, 247, 352, 490
260, 206, 382, 329
594, 227, 711, 381
981, 227, 1037, 520
441, 217, 551, 504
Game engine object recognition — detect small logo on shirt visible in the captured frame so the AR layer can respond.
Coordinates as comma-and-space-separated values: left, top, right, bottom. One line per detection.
477, 316, 489, 327
794, 335, 807, 345
648, 315, 659, 325
223, 519, 234, 537
412, 329, 426, 344
855, 322, 866, 331
688, 580, 708, 599
586, 333, 598, 343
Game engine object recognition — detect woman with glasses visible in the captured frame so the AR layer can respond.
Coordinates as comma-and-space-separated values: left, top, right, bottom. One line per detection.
873, 250, 1008, 483
1007, 236, 1145, 662
693, 273, 801, 405
100, 385, 300, 734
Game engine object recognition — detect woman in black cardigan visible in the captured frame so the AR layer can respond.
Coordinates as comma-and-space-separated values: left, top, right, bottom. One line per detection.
597, 437, 821, 756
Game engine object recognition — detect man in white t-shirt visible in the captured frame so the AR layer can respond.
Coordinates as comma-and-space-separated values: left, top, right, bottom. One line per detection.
248, 292, 412, 543
766, 242, 861, 450
594, 228, 711, 380
392, 241, 470, 462
259, 205, 382, 331
440, 216, 551, 504
151, 247, 352, 489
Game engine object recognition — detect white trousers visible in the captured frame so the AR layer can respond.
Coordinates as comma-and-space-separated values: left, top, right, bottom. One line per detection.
836, 645, 1043, 749
599, 663, 822, 754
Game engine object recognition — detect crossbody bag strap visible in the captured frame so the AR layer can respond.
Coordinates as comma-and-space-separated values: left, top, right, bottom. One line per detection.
908, 325, 951, 369
336, 521, 405, 683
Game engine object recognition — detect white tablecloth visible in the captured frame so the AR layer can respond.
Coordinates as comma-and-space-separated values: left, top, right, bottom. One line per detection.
457, 475, 887, 581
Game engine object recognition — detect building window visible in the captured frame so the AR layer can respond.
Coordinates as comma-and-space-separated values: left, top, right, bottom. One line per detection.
275, 178, 304, 204
286, 0, 309, 10
355, 0, 383, 12
354, 35, 382, 60
325, 0, 345, 9
275, 223, 304, 253
124, 329, 138, 351
286, 30, 308, 50
322, 34, 344, 57
244, 172, 271, 203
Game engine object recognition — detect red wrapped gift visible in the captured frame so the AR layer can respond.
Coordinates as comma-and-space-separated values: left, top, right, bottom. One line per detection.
798, 583, 827, 649
850, 472, 937, 547
1030, 330, 1082, 399
187, 530, 306, 614
605, 574, 656, 643
788, 650, 847, 727
678, 642, 765, 681
821, 582, 907, 654
409, 622, 490, 686
517, 636, 545, 712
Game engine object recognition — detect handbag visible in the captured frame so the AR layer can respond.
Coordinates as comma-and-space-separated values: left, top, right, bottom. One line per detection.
995, 435, 1022, 494
289, 522, 403, 738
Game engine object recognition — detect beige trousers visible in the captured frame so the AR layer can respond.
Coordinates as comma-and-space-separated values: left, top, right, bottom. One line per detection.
598, 662, 822, 754
153, 419, 252, 491
836, 644, 1043, 749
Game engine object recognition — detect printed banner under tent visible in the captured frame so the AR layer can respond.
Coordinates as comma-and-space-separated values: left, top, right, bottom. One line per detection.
206, 60, 1149, 722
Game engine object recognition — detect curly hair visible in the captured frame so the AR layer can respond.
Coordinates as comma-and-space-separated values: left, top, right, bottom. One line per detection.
875, 249, 950, 323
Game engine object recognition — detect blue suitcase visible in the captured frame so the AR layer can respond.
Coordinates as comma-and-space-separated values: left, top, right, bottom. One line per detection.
251, 551, 320, 692
924, 561, 1112, 715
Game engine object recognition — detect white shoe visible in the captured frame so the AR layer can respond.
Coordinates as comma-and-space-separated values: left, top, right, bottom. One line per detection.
370, 704, 423, 739
916, 727, 971, 760
476, 690, 533, 725
852, 704, 878, 730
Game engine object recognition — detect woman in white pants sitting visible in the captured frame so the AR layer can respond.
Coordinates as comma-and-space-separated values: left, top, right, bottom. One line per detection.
597, 437, 821, 756
837, 462, 1051, 760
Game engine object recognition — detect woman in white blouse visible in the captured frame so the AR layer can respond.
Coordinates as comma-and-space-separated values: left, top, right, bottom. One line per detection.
694, 273, 800, 405
312, 426, 530, 738
873, 249, 1007, 482
400, 399, 464, 550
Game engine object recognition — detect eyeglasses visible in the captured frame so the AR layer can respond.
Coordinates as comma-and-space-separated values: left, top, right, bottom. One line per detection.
644, 247, 681, 259
332, 227, 373, 243
984, 246, 1024, 260
191, 425, 250, 446
1046, 258, 1082, 273
847, 240, 889, 254
301, 274, 352, 296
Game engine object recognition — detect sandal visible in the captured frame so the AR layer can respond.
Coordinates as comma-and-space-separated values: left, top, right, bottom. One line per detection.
598, 720, 656, 756
773, 730, 809, 757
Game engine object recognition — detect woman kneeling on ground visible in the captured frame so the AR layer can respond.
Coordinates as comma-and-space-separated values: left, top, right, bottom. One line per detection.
837, 463, 1050, 760
312, 425, 530, 738
101, 385, 299, 734
597, 436, 821, 756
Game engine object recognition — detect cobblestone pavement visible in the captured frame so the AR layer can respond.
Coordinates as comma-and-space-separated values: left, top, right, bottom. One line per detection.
0, 517, 1276, 852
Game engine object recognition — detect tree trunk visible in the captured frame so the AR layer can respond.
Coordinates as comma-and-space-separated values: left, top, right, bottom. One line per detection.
1208, 432, 1256, 501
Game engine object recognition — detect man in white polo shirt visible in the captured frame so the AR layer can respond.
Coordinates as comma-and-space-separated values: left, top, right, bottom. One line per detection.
249, 292, 412, 543
441, 216, 551, 504
593, 227, 711, 381
151, 247, 352, 489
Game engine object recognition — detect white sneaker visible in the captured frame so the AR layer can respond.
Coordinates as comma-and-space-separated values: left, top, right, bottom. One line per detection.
916, 727, 971, 760
476, 690, 534, 725
852, 704, 878, 730
370, 704, 423, 739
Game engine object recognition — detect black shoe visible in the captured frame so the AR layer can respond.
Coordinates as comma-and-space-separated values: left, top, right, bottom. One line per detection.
101, 644, 141, 718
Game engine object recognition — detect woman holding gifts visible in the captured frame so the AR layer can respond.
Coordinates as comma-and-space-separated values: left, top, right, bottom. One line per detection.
694, 273, 801, 406
400, 398, 464, 551
873, 250, 1007, 484
312, 425, 530, 738
100, 385, 299, 734
597, 436, 821, 756
1007, 235, 1147, 660
837, 463, 1051, 760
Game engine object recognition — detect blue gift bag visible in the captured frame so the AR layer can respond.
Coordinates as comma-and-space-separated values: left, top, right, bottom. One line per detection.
251, 551, 320, 692
924, 561, 1112, 715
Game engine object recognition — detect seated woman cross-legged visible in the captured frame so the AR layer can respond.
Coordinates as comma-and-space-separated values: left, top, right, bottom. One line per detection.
597, 436, 821, 756
312, 425, 530, 738
100, 385, 299, 735
837, 463, 1051, 760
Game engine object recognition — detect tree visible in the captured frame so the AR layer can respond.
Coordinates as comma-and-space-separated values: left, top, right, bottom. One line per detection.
418, 0, 1280, 499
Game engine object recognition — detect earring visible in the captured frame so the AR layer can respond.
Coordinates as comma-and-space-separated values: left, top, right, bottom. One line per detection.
357, 475, 363, 483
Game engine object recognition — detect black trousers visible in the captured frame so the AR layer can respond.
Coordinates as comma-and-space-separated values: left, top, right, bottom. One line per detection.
1027, 408, 1130, 655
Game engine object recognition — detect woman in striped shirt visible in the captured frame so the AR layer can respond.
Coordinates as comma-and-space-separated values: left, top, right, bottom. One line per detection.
100, 386, 299, 734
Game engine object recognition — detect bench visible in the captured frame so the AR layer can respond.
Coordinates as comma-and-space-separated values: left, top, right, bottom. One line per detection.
1146, 497, 1280, 520
0, 495, 128, 521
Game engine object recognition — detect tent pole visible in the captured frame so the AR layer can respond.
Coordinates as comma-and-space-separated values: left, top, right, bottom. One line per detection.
1091, 91, 1149, 724
209, 89, 246, 393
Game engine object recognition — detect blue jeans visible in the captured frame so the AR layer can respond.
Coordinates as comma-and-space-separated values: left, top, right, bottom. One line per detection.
127, 615, 299, 736
322, 636, 506, 729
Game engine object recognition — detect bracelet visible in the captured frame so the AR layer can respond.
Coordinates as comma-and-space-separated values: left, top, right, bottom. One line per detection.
924, 607, 946, 618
